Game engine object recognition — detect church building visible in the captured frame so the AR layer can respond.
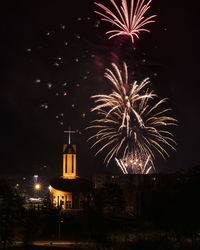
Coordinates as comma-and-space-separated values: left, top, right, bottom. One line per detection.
49, 130, 93, 210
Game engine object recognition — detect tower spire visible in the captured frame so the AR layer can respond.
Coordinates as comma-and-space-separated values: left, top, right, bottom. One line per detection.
64, 126, 75, 144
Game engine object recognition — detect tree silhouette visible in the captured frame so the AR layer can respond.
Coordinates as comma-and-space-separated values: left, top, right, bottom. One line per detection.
0, 178, 24, 248
102, 183, 126, 216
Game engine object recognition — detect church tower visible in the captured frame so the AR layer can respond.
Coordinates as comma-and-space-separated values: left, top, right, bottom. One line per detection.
62, 128, 77, 179
62, 144, 77, 179
49, 127, 93, 210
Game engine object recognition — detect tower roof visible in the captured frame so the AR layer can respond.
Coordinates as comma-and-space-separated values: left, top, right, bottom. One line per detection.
63, 144, 76, 154
50, 177, 94, 192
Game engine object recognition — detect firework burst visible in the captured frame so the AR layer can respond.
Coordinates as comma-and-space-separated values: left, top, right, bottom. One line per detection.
87, 63, 177, 174
94, 0, 156, 43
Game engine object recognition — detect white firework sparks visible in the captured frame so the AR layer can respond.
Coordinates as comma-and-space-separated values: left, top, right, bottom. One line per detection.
94, 0, 156, 43
88, 62, 177, 174
115, 154, 152, 174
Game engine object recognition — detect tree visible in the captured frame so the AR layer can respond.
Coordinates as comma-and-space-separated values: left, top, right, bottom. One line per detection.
102, 183, 126, 216
0, 178, 24, 248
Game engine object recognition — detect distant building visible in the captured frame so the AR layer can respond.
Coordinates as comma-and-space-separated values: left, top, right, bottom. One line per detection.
49, 131, 93, 210
92, 173, 186, 216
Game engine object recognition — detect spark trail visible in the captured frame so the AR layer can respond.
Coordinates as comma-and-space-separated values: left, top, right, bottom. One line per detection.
95, 0, 156, 43
88, 62, 177, 174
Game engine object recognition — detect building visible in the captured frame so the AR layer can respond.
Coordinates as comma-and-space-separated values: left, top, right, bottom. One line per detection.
92, 173, 187, 216
49, 132, 93, 210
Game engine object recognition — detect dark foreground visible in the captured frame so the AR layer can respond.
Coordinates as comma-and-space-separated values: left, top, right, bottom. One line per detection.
1, 174, 200, 250
2, 239, 200, 250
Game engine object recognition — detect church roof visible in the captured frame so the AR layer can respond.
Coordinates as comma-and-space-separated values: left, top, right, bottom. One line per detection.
63, 144, 76, 154
50, 177, 94, 192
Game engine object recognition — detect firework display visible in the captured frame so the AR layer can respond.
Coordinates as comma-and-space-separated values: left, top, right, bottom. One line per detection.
95, 0, 156, 43
30, 0, 177, 174
88, 63, 177, 173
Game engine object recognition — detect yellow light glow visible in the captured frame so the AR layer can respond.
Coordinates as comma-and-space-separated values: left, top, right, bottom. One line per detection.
35, 183, 41, 190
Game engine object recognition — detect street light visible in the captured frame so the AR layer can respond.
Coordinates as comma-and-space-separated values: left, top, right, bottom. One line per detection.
58, 220, 64, 240
34, 183, 41, 190
34, 183, 41, 200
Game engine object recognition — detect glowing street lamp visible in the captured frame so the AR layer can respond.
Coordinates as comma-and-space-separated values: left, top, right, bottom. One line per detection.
34, 183, 41, 190
58, 220, 64, 240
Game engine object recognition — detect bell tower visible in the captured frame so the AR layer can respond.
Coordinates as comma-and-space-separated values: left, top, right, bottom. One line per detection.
62, 128, 77, 179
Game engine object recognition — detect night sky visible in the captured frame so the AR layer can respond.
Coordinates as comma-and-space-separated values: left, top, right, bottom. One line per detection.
1, 0, 200, 178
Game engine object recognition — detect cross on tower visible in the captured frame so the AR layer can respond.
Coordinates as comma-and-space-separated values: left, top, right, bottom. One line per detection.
64, 127, 75, 145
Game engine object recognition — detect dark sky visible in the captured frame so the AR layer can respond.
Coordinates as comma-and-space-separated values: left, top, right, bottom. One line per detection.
0, 0, 200, 178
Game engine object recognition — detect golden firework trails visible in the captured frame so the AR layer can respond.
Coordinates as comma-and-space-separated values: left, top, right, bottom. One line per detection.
94, 0, 156, 43
88, 63, 177, 173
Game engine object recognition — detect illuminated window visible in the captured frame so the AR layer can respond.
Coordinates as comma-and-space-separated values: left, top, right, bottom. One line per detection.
65, 155, 67, 173
72, 155, 74, 173
112, 175, 119, 179
57, 196, 60, 205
